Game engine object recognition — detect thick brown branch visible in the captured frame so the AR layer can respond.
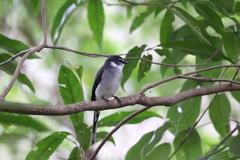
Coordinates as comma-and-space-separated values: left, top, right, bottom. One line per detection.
0, 84, 239, 115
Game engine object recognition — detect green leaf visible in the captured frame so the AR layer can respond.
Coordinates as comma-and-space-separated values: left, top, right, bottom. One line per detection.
196, 56, 222, 87
97, 131, 115, 145
125, 131, 154, 160
0, 53, 35, 92
167, 6, 212, 45
159, 40, 232, 62
193, 0, 239, 25
193, 3, 224, 34
0, 112, 48, 132
160, 9, 175, 43
167, 79, 201, 133
229, 134, 240, 154
209, 0, 234, 14
58, 65, 84, 126
235, 2, 240, 13
209, 94, 231, 137
159, 58, 172, 78
0, 34, 39, 59
75, 65, 83, 79
29, 0, 41, 15
98, 110, 162, 128
170, 24, 194, 41
68, 147, 83, 160
126, 6, 133, 18
130, 6, 154, 33
137, 55, 152, 82
121, 45, 147, 90
142, 121, 172, 159
87, 0, 104, 47
51, 1, 78, 45
74, 122, 91, 152
147, 143, 171, 160
156, 49, 186, 77
173, 129, 202, 160
222, 26, 240, 60
231, 78, 240, 103
26, 131, 70, 160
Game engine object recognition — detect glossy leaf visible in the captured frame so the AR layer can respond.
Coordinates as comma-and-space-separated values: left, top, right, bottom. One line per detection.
159, 40, 232, 62
168, 6, 212, 45
29, 0, 41, 15
130, 6, 154, 33
0, 112, 48, 132
173, 129, 202, 160
0, 53, 35, 92
26, 132, 70, 160
160, 9, 174, 43
231, 78, 240, 103
74, 122, 91, 152
156, 49, 186, 77
68, 147, 83, 160
209, 94, 231, 137
196, 56, 222, 87
98, 110, 162, 127
87, 0, 104, 47
193, 3, 224, 34
141, 121, 172, 159
209, 0, 234, 14
222, 26, 240, 60
126, 6, 133, 18
167, 79, 200, 132
51, 1, 78, 45
170, 24, 194, 41
125, 131, 154, 160
75, 65, 83, 79
97, 131, 115, 145
121, 45, 147, 90
58, 65, 84, 123
229, 134, 240, 154
0, 34, 39, 59
147, 143, 171, 160
193, 0, 239, 25
137, 55, 152, 82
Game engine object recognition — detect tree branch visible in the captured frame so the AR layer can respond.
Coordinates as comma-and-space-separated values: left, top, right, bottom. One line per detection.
0, 45, 45, 100
0, 83, 239, 115
139, 64, 240, 94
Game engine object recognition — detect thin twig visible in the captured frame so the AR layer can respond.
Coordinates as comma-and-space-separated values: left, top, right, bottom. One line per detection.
0, 45, 45, 100
231, 67, 240, 85
178, 75, 240, 85
139, 64, 240, 94
0, 49, 30, 66
89, 106, 150, 160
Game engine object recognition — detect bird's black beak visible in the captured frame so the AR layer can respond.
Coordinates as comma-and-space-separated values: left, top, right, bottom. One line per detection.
122, 59, 129, 64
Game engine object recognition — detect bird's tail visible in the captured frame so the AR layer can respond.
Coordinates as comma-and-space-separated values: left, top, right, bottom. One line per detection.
90, 110, 100, 145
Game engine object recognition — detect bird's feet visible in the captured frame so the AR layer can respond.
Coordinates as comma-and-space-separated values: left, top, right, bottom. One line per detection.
102, 97, 109, 104
112, 95, 122, 104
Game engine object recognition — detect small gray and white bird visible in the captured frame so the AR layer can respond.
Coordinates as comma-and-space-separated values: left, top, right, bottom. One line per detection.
90, 55, 128, 145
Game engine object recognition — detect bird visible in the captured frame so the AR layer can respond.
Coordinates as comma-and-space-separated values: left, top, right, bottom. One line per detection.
90, 55, 129, 145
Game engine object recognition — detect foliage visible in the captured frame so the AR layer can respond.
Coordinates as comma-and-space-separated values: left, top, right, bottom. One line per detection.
0, 0, 240, 159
